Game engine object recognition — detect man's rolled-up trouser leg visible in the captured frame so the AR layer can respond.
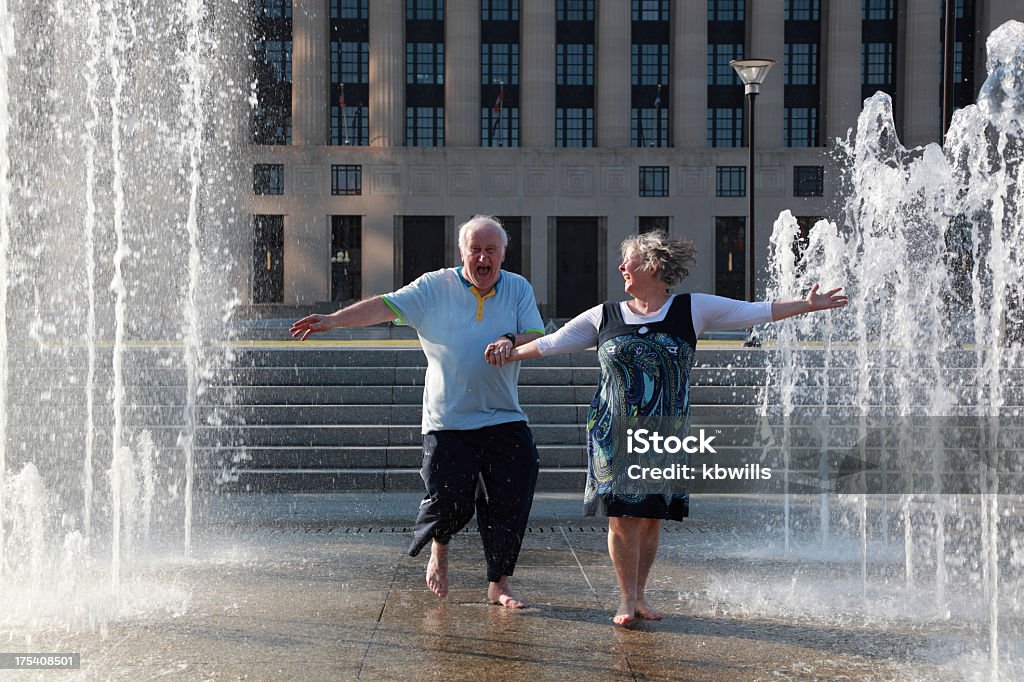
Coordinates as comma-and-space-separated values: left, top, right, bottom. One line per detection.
408, 431, 478, 557
474, 421, 540, 583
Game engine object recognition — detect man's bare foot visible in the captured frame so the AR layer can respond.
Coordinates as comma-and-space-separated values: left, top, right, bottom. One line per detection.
635, 598, 664, 620
487, 578, 527, 609
426, 541, 448, 597
612, 605, 636, 626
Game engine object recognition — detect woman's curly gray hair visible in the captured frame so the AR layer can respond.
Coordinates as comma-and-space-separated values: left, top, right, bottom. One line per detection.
620, 230, 698, 288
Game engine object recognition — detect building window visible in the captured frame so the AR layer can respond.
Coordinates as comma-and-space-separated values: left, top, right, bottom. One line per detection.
785, 43, 817, 85
708, 0, 744, 21
555, 107, 594, 147
407, 42, 445, 85
481, 43, 519, 85
707, 107, 743, 147
331, 164, 362, 195
332, 0, 367, 19
707, 43, 744, 85
632, 107, 668, 147
481, 105, 519, 147
253, 105, 292, 146
794, 165, 824, 197
259, 40, 292, 83
862, 42, 894, 86
406, 107, 445, 146
632, 0, 668, 21
253, 164, 284, 195
784, 0, 819, 20
639, 216, 669, 234
632, 43, 669, 86
785, 107, 818, 147
256, 0, 292, 18
556, 0, 595, 146
715, 216, 746, 300
407, 0, 444, 21
716, 166, 745, 197
557, 0, 594, 21
335, 41, 369, 85
330, 2, 369, 146
862, 0, 895, 21
252, 38, 293, 144
556, 44, 595, 86
332, 101, 368, 146
331, 216, 362, 302
482, 0, 519, 21
639, 166, 669, 197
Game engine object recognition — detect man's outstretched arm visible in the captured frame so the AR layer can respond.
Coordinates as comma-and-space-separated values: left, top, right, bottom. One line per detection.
290, 296, 397, 341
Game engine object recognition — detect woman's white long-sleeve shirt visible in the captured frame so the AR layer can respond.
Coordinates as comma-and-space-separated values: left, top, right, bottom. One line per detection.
534, 294, 773, 355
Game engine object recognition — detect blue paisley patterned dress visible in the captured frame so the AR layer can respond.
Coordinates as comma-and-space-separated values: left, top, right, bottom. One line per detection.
583, 294, 697, 520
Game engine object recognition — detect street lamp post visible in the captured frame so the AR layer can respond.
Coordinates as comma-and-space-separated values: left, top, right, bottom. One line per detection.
730, 58, 775, 346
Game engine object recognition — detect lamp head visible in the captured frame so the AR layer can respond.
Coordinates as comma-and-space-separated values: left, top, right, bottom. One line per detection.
730, 58, 776, 95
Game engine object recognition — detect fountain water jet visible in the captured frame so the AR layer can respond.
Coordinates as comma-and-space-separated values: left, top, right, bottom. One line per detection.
762, 20, 1024, 680
0, 0, 249, 634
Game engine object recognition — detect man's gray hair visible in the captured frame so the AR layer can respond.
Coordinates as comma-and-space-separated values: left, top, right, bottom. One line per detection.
620, 230, 698, 288
458, 215, 509, 254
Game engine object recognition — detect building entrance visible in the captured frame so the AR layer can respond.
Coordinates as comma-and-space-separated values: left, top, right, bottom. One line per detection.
401, 216, 446, 286
253, 215, 284, 303
555, 218, 599, 318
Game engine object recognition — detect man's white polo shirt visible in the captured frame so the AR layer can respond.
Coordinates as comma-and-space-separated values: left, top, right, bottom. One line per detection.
382, 268, 545, 433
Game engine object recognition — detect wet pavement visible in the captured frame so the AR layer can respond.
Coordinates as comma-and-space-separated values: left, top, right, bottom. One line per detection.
2, 493, 996, 680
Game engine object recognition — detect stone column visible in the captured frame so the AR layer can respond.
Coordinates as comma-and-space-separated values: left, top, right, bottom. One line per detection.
521, 0, 556, 147
596, 0, 630, 147
823, 0, 862, 142
284, 211, 330, 303
445, 0, 480, 146
370, 0, 405, 146
900, 0, 942, 146
362, 212, 397, 297
749, 0, 784, 149
291, 0, 328, 146
672, 0, 706, 148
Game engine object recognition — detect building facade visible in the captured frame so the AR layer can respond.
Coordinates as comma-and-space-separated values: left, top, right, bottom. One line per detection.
249, 0, 1015, 318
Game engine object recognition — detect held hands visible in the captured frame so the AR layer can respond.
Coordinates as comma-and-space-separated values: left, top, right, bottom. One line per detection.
289, 314, 332, 341
807, 283, 849, 311
484, 338, 514, 367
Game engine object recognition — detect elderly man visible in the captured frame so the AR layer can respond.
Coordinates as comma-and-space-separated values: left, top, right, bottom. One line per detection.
290, 215, 544, 608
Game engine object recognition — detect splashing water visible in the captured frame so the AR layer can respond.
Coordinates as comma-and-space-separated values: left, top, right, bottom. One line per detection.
762, 21, 1024, 680
0, 0, 248, 635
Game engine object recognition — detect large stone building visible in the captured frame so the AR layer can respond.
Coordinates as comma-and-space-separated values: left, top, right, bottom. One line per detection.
248, 0, 1016, 318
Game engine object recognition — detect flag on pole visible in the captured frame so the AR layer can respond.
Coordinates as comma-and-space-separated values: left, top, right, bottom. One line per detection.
490, 84, 504, 143
654, 83, 662, 109
338, 83, 350, 144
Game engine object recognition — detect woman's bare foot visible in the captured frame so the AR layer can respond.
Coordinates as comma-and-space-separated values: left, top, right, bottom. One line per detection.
610, 606, 634, 622
613, 600, 636, 626
426, 541, 448, 597
635, 598, 664, 620
487, 577, 527, 608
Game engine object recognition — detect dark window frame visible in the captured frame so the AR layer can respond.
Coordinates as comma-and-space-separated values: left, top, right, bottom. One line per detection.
793, 165, 824, 197
254, 164, 285, 195
716, 166, 746, 197
639, 166, 669, 198
331, 164, 363, 195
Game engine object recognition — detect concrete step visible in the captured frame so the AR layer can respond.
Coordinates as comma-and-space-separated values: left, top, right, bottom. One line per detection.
198, 444, 587, 469
210, 467, 588, 493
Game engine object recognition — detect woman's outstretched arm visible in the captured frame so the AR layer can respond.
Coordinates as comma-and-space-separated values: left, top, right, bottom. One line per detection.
771, 283, 848, 321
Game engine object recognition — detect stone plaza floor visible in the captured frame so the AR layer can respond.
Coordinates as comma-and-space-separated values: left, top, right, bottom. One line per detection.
2, 493, 1009, 681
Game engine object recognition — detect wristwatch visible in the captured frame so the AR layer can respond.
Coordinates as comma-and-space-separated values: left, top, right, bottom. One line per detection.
502, 333, 517, 345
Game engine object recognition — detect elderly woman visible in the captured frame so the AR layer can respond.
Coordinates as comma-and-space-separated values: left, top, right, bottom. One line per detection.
485, 231, 846, 625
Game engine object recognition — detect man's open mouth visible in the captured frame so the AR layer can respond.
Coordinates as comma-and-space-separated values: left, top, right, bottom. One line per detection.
477, 265, 492, 277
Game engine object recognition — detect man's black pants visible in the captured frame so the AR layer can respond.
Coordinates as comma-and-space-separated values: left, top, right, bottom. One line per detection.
407, 421, 540, 583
